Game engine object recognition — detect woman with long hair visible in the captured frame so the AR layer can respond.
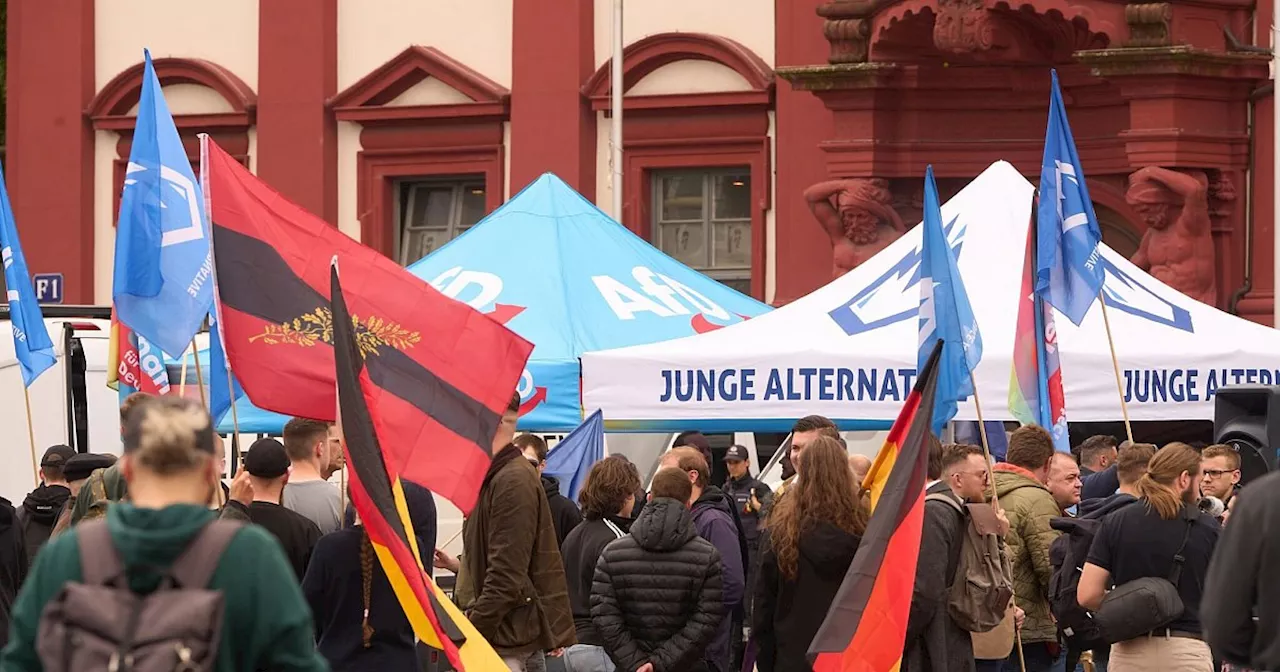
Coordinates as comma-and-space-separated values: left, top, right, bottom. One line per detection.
302, 481, 436, 671
1078, 442, 1220, 672
561, 457, 642, 672
0, 396, 327, 671
753, 435, 868, 672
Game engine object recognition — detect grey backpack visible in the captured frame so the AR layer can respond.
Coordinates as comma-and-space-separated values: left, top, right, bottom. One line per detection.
36, 519, 242, 672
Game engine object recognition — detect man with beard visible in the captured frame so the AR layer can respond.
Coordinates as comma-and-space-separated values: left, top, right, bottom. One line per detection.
16, 445, 75, 564
1127, 167, 1216, 305
804, 178, 908, 277
661, 447, 745, 672
1078, 443, 1219, 670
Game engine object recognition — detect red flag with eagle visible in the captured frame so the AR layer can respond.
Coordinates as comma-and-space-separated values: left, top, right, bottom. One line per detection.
809, 340, 943, 672
204, 138, 532, 514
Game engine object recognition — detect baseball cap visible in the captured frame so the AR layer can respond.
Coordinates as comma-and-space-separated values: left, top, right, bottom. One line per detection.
40, 445, 76, 468
244, 438, 290, 479
63, 453, 118, 483
724, 445, 750, 462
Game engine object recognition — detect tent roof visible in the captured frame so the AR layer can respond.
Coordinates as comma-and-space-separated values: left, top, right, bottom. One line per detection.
582, 161, 1280, 430
405, 172, 771, 363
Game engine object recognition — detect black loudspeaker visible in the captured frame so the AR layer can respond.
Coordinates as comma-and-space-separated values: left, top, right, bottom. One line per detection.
1213, 385, 1280, 485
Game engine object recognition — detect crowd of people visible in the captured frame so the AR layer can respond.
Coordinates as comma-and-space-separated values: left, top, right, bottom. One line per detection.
0, 391, 1270, 672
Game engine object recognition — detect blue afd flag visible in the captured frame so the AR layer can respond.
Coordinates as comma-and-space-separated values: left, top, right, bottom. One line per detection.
1037, 70, 1104, 326
918, 165, 982, 435
112, 49, 214, 357
0, 164, 56, 387
209, 310, 244, 426
544, 410, 604, 502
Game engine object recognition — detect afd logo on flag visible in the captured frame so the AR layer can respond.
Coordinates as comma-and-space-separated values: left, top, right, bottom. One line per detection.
829, 216, 966, 336
1100, 259, 1194, 333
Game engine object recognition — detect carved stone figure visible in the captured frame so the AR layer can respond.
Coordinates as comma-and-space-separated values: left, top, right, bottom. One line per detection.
1127, 166, 1217, 305
805, 178, 907, 277
933, 0, 1000, 53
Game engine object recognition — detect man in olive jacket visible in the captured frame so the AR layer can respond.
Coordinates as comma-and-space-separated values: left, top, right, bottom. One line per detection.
991, 426, 1063, 672
455, 394, 575, 671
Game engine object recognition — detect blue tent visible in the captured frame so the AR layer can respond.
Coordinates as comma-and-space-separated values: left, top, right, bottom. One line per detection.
176, 173, 770, 433
408, 173, 771, 430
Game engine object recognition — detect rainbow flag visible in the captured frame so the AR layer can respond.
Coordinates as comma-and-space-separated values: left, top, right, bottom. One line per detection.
1008, 215, 1070, 451
810, 340, 942, 671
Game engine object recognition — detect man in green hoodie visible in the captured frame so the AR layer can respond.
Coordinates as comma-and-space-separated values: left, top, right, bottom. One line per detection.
991, 425, 1063, 672
1, 396, 327, 672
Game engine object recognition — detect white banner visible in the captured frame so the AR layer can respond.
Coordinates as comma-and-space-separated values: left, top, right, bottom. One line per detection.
582, 161, 1280, 431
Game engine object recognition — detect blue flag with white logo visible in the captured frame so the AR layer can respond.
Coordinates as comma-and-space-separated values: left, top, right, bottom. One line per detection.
1036, 70, 1104, 326
209, 309, 244, 426
544, 410, 605, 502
0, 164, 56, 387
918, 165, 982, 435
112, 49, 214, 357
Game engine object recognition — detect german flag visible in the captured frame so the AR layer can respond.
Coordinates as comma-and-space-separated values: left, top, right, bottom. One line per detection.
333, 264, 507, 671
809, 340, 943, 672
204, 137, 532, 513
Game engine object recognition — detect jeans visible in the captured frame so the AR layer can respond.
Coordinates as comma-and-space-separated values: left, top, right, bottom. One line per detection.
563, 645, 616, 672
1003, 642, 1067, 672
503, 651, 547, 672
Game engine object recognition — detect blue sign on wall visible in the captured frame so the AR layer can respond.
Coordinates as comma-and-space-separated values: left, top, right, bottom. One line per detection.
33, 273, 63, 304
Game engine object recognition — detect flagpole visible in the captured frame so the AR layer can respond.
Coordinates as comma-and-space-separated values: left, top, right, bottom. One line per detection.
967, 380, 1000, 509
23, 387, 39, 486
191, 337, 207, 407
1096, 292, 1134, 444
179, 345, 190, 398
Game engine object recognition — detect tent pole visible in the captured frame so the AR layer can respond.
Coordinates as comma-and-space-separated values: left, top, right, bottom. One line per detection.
610, 0, 624, 221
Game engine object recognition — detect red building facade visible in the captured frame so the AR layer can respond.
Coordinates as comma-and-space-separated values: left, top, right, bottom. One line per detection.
6, 0, 1276, 325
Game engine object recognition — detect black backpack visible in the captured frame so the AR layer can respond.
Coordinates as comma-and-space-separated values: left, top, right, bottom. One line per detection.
1048, 515, 1106, 649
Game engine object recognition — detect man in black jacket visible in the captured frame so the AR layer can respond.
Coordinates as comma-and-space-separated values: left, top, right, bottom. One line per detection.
1203, 469, 1280, 672
516, 433, 583, 547
561, 457, 642, 671
592, 467, 724, 672
0, 495, 27, 647
16, 445, 75, 563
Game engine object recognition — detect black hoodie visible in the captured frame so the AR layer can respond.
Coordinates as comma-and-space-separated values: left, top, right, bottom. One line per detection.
754, 521, 861, 672
541, 474, 583, 548
0, 496, 28, 647
591, 498, 724, 672
16, 483, 70, 564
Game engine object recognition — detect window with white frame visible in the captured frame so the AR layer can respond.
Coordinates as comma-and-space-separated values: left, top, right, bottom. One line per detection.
651, 169, 752, 294
394, 177, 487, 265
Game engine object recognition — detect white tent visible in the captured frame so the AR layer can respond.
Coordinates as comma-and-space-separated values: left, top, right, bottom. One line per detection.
581, 161, 1280, 432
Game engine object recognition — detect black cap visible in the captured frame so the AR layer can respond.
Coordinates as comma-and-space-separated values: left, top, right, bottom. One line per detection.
63, 453, 117, 482
244, 438, 290, 479
724, 445, 750, 462
40, 445, 76, 468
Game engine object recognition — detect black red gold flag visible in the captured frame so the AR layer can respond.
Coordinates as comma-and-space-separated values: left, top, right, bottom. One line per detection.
205, 138, 532, 513
809, 340, 943, 672
333, 264, 507, 671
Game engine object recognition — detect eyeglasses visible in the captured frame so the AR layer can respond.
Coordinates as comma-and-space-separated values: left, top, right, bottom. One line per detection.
1202, 469, 1238, 479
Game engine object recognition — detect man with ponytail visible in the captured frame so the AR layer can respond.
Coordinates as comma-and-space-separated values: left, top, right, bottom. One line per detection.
1077, 442, 1220, 672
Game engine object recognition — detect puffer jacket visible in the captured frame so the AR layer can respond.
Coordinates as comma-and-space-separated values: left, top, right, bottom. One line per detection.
993, 464, 1062, 644
591, 497, 724, 672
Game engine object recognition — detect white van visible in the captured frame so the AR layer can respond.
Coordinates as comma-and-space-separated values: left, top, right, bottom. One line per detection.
0, 306, 119, 502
